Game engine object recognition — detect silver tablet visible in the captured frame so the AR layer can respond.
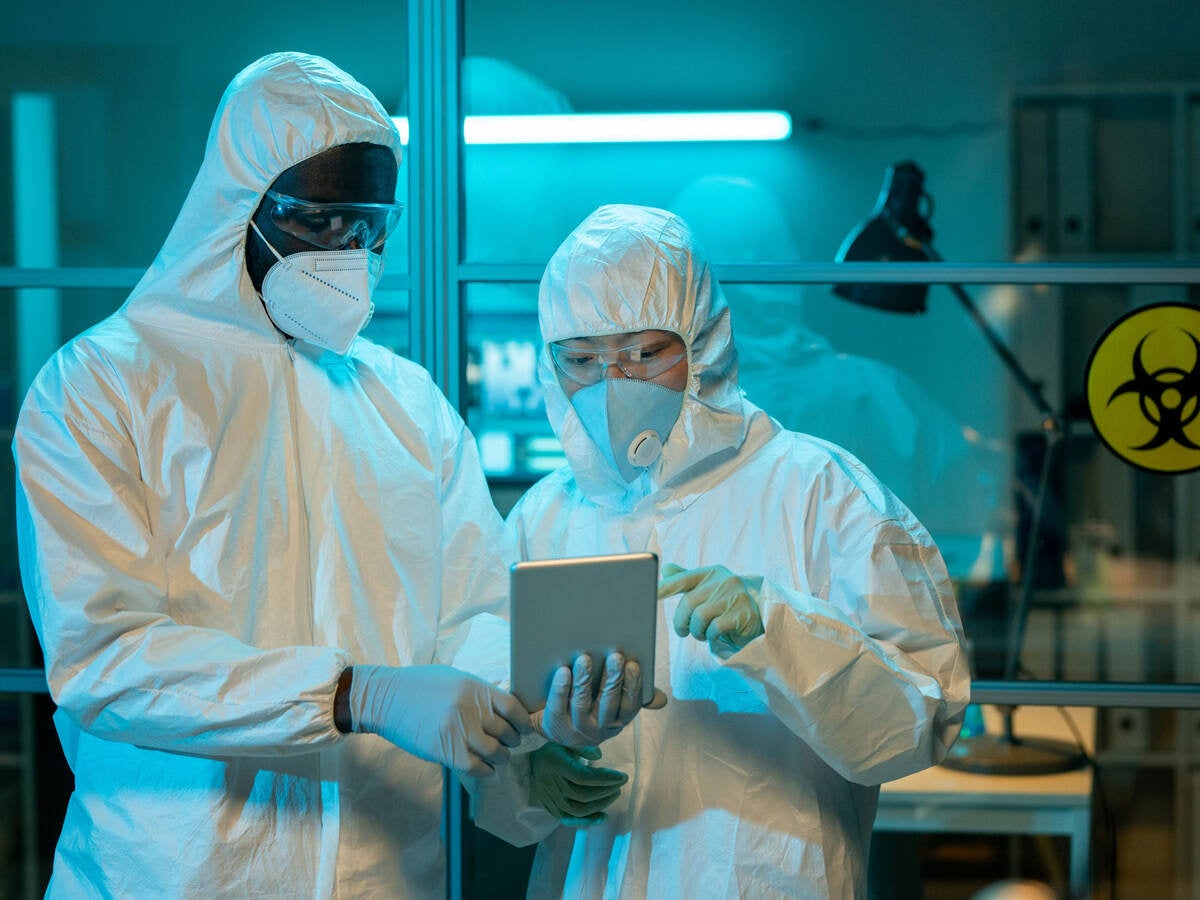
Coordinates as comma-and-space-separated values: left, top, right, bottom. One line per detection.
510, 551, 658, 711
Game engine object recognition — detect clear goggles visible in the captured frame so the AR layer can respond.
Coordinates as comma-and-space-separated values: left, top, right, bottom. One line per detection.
550, 334, 687, 386
264, 189, 405, 251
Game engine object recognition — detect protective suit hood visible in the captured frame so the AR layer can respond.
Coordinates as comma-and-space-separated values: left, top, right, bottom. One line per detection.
122, 52, 403, 344
538, 204, 748, 508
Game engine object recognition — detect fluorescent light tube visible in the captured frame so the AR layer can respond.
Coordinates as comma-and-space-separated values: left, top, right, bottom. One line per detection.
391, 112, 791, 145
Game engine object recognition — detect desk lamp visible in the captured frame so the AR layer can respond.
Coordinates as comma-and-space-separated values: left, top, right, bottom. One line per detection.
833, 160, 1087, 774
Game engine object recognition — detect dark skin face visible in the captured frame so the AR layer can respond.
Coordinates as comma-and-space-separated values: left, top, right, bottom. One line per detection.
244, 142, 399, 294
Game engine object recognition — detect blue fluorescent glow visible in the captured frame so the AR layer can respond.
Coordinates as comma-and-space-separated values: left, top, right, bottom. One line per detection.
391, 112, 792, 145
524, 454, 567, 474
525, 436, 564, 454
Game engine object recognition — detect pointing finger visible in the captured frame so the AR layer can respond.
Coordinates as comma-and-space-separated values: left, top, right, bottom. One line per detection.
657, 566, 707, 599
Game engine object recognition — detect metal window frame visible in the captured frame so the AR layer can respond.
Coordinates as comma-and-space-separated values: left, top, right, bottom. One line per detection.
4, 258, 1200, 705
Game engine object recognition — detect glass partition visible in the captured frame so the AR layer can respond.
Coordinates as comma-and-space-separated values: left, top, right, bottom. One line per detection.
464, 282, 563, 482
461, 3, 1200, 269
464, 268, 1200, 683
456, 12, 1199, 889
458, 0, 1200, 701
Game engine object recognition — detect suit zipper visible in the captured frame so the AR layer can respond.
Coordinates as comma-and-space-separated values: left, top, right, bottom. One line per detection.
284, 339, 316, 643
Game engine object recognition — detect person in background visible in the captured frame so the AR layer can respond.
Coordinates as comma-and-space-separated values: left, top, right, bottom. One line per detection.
671, 174, 1012, 683
13, 52, 644, 898
668, 174, 1005, 589
477, 203, 970, 898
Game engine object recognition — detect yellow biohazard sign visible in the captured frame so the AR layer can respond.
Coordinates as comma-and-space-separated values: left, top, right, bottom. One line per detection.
1085, 302, 1200, 474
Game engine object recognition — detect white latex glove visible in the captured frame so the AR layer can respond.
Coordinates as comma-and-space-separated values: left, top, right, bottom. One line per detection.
348, 664, 531, 778
530, 652, 666, 749
530, 743, 628, 826
660, 563, 765, 659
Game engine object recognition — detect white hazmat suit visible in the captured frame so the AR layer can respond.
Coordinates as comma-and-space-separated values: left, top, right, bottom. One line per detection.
494, 205, 970, 899
15, 53, 512, 898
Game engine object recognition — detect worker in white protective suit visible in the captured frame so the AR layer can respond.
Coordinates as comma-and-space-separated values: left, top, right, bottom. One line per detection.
669, 174, 1011, 680
13, 53, 645, 899
477, 204, 971, 899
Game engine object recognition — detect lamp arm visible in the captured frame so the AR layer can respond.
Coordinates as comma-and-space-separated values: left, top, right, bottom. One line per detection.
948, 282, 1059, 429
912, 242, 1065, 688
920, 243, 1060, 432
1002, 425, 1062, 682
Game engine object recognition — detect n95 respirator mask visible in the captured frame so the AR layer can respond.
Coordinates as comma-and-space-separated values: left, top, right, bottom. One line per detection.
251, 219, 382, 355
571, 378, 684, 482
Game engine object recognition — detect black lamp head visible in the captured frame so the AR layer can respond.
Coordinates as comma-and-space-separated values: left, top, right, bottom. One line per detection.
833, 160, 935, 314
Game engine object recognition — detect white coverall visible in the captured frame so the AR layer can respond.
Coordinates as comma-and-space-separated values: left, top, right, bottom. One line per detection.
15, 53, 511, 898
489, 205, 971, 899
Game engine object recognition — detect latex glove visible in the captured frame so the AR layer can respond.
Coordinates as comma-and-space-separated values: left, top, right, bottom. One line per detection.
660, 563, 765, 659
348, 664, 531, 778
530, 743, 628, 826
530, 652, 666, 749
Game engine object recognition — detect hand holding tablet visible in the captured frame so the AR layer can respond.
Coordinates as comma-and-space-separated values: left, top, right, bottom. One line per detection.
529, 650, 648, 747
510, 552, 666, 746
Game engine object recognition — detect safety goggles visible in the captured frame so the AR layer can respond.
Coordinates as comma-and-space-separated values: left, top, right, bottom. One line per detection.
264, 189, 405, 251
550, 334, 687, 386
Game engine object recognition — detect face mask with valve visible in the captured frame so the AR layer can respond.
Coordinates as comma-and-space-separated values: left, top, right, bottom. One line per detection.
250, 219, 382, 355
570, 378, 684, 482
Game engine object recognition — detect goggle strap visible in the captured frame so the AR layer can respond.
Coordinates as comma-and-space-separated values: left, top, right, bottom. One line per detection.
250, 219, 286, 264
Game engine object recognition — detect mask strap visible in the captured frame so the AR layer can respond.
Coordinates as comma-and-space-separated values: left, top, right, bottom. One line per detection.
250, 219, 286, 264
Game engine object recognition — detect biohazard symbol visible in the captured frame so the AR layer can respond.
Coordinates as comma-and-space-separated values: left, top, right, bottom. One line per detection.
1086, 303, 1200, 474
1106, 331, 1200, 451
